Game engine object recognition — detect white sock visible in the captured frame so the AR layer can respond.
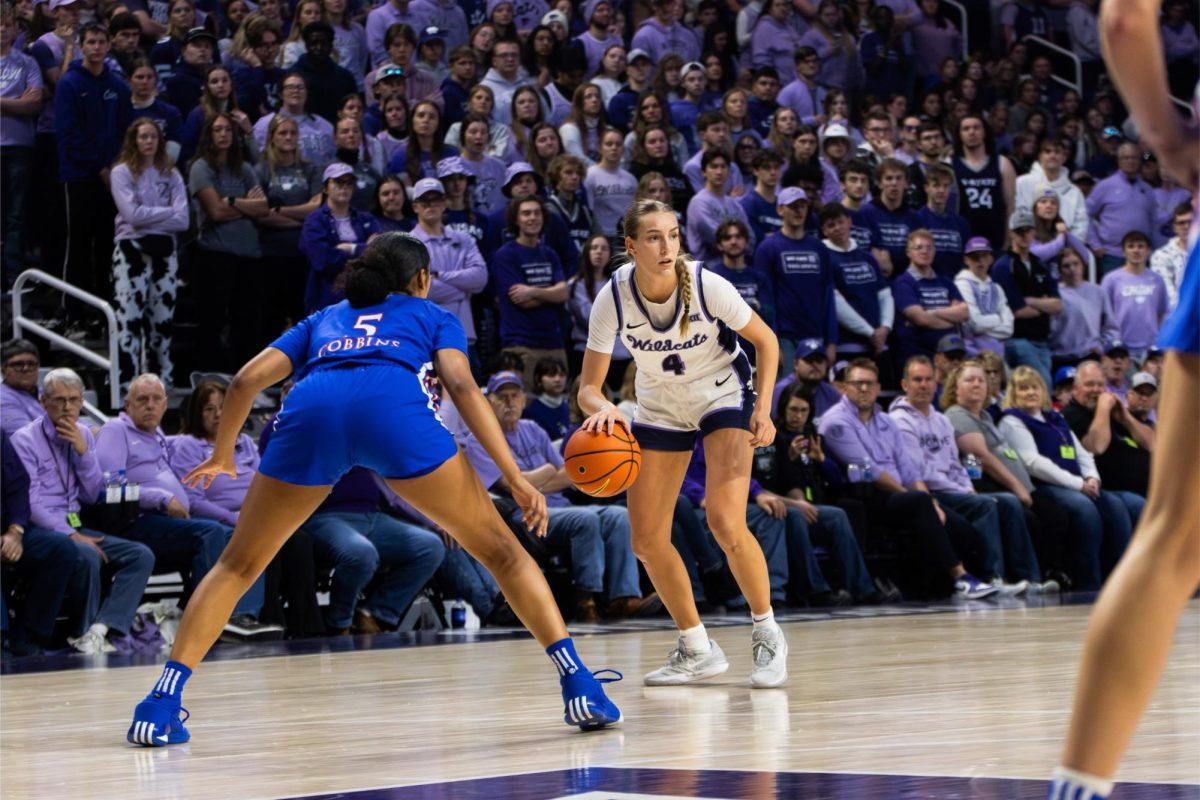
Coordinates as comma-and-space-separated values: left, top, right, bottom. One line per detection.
90, 622, 109, 638
679, 623, 711, 654
1049, 766, 1113, 799
752, 608, 777, 631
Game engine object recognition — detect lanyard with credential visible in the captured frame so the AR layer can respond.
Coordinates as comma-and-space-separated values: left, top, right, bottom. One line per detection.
39, 423, 81, 529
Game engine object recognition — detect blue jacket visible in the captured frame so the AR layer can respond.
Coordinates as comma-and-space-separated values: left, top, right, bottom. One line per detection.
163, 61, 207, 119
54, 61, 132, 182
298, 204, 381, 312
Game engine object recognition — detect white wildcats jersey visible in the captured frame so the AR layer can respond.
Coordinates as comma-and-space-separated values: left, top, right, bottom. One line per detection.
587, 261, 754, 388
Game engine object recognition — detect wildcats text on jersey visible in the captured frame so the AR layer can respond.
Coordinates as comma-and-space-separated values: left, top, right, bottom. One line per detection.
625, 332, 710, 352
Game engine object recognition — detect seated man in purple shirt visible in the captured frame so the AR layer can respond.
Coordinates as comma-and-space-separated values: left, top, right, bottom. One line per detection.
1, 430, 78, 656
817, 358, 998, 599
1, 339, 44, 437
94, 374, 279, 640
462, 371, 660, 623
10, 369, 154, 655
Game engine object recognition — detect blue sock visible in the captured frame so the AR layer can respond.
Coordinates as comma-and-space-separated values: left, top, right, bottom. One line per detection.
1048, 767, 1112, 799
150, 661, 192, 701
546, 638, 588, 679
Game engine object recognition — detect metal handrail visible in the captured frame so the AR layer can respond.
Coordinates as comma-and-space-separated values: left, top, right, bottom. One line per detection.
11, 269, 121, 410
941, 0, 970, 60
1022, 34, 1082, 95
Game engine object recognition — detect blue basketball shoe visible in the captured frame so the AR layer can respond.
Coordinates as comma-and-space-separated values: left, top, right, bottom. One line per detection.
561, 668, 623, 731
127, 695, 191, 746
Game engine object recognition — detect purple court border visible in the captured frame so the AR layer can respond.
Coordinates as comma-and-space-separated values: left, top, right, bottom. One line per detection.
285, 766, 1199, 800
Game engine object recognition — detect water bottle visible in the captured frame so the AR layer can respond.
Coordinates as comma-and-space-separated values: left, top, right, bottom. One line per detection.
104, 471, 121, 504
846, 463, 861, 483
118, 468, 128, 501
450, 599, 467, 629
127, 480, 140, 502
862, 458, 874, 482
964, 454, 983, 480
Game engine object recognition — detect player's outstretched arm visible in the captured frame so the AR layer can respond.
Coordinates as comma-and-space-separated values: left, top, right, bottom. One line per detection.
434, 347, 548, 536
183, 348, 293, 490
1100, 0, 1200, 189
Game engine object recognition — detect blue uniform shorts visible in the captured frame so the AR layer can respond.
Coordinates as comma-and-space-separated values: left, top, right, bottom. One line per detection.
258, 364, 459, 486
1158, 240, 1199, 355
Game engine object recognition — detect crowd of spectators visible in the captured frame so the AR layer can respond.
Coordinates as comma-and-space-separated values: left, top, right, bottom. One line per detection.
0, 0, 1192, 653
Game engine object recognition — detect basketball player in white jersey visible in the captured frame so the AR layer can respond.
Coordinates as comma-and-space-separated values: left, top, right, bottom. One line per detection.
576, 198, 789, 688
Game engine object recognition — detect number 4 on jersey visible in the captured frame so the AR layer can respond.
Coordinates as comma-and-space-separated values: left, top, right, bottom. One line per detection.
661, 354, 686, 375
354, 314, 383, 336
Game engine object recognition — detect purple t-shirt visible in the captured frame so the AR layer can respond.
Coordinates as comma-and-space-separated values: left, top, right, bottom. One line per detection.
0, 49, 43, 147
584, 164, 639, 232
461, 418, 570, 507
893, 266, 963, 358
1100, 268, 1169, 352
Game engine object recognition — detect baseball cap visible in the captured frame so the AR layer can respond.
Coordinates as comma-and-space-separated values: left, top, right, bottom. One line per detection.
832, 360, 851, 382
1009, 208, 1035, 231
794, 338, 826, 361
374, 64, 406, 83
822, 124, 850, 142
1143, 346, 1164, 361
322, 162, 355, 182
626, 48, 652, 64
937, 333, 966, 355
48, 0, 80, 9
1104, 338, 1129, 356
486, 371, 524, 394
1130, 371, 1158, 390
681, 61, 705, 78
777, 187, 809, 207
1054, 365, 1077, 386
581, 0, 611, 23
183, 26, 217, 45
1036, 184, 1058, 199
418, 26, 446, 45
541, 9, 567, 27
1071, 170, 1095, 185
412, 177, 445, 200
963, 236, 992, 255
502, 161, 543, 196
1101, 126, 1123, 140
436, 156, 471, 179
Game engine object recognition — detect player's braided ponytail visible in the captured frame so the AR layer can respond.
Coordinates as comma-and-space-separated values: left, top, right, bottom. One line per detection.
342, 232, 432, 307
621, 198, 692, 337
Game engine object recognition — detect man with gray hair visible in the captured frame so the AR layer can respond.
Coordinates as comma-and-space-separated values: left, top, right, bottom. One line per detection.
10, 368, 155, 654
94, 374, 281, 640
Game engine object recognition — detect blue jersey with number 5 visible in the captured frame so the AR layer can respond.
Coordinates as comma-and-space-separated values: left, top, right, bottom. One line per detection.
270, 295, 469, 381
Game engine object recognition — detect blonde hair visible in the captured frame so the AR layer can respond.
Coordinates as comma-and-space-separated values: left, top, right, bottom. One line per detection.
621, 198, 692, 336
939, 358, 985, 411
1004, 365, 1051, 411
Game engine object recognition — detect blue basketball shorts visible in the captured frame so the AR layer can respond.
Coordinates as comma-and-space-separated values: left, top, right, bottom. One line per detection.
1158, 239, 1199, 355
257, 364, 459, 486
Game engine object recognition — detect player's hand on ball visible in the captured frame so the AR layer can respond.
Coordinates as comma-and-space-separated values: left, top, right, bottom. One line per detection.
510, 475, 549, 538
581, 404, 628, 436
183, 456, 238, 490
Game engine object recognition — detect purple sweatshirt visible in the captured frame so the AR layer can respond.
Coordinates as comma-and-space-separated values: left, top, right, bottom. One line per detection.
95, 412, 188, 513
887, 396, 973, 493
687, 188, 755, 263
251, 111, 335, 166
630, 17, 701, 65
751, 16, 805, 85
1100, 267, 1169, 353
410, 225, 488, 343
0, 48, 43, 148
0, 383, 43, 437
797, 29, 860, 91
584, 164, 639, 232
166, 433, 259, 526
778, 79, 828, 126
365, 1, 429, 68
1050, 280, 1109, 358
111, 164, 190, 242
818, 393, 922, 486
912, 19, 961, 78
10, 415, 103, 535
1085, 172, 1157, 253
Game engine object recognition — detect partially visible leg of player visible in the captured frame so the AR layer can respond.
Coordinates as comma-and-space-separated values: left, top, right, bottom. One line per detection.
703, 427, 787, 688
388, 451, 622, 731
129, 475, 332, 746
1051, 351, 1200, 797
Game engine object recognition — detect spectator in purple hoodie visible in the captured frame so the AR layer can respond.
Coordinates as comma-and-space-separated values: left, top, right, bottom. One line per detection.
631, 0, 700, 66
0, 340, 43, 437
110, 118, 189, 391
1099, 231, 1169, 363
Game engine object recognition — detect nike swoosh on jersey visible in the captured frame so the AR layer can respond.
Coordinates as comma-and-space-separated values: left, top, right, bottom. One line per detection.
715, 374, 732, 386
625, 322, 647, 329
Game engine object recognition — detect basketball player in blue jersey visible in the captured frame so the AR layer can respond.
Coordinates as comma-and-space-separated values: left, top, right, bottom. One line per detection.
127, 234, 623, 747
576, 198, 790, 688
1048, 0, 1199, 794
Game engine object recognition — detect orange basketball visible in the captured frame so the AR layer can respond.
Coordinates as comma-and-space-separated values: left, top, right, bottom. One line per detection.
563, 423, 641, 498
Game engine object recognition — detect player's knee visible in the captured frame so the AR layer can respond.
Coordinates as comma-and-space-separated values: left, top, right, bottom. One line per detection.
706, 514, 746, 550
630, 528, 671, 563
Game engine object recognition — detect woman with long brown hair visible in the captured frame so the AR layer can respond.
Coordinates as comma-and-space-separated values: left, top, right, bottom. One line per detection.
110, 118, 189, 388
